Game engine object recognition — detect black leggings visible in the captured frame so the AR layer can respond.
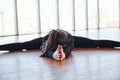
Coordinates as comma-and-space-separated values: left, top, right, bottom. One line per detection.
74, 36, 120, 48
0, 36, 120, 51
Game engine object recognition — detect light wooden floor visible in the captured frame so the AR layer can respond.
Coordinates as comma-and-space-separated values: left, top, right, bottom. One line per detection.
0, 48, 120, 80
0, 28, 120, 80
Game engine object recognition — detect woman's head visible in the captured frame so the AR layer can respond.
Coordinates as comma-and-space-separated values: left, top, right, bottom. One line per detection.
45, 29, 69, 50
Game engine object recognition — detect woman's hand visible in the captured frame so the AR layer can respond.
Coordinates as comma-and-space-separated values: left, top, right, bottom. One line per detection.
53, 49, 61, 60
53, 45, 65, 61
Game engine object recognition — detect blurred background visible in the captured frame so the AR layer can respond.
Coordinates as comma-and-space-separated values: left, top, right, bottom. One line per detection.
0, 0, 119, 36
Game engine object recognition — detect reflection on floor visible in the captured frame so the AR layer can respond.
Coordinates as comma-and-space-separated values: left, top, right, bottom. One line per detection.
0, 28, 120, 80
0, 28, 120, 44
0, 48, 120, 80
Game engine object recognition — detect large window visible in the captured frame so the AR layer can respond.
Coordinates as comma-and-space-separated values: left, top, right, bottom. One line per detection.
40, 0, 57, 32
99, 0, 119, 28
59, 0, 73, 31
0, 0, 120, 36
17, 0, 39, 34
0, 12, 3, 35
0, 0, 16, 36
88, 0, 98, 29
75, 0, 86, 30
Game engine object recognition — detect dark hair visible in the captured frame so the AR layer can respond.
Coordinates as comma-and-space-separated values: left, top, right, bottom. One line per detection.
43, 29, 69, 53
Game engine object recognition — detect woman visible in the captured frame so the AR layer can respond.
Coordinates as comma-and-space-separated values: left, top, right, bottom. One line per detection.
40, 29, 74, 60
0, 29, 120, 61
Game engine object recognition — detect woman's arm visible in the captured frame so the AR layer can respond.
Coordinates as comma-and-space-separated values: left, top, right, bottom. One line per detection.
63, 36, 74, 58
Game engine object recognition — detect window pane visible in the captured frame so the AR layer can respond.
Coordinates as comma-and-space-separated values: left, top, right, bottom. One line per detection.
17, 0, 39, 34
99, 0, 119, 28
75, 0, 86, 30
88, 0, 98, 29
0, 13, 3, 35
0, 0, 16, 36
59, 0, 73, 31
40, 0, 57, 32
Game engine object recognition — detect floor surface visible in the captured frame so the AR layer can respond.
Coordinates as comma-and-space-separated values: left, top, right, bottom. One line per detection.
0, 48, 120, 80
0, 28, 120, 80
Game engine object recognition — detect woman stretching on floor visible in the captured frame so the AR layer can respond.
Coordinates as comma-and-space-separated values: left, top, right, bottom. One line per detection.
0, 29, 120, 61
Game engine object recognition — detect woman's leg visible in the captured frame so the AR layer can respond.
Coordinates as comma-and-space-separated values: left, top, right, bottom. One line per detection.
74, 36, 97, 48
74, 36, 120, 48
0, 37, 42, 51
96, 40, 120, 48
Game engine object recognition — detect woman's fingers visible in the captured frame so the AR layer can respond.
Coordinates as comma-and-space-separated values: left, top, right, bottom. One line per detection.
56, 54, 61, 60
58, 45, 66, 60
57, 45, 61, 51
53, 45, 66, 61
53, 50, 61, 60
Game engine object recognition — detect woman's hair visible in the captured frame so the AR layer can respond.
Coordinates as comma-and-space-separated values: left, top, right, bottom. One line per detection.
43, 29, 69, 53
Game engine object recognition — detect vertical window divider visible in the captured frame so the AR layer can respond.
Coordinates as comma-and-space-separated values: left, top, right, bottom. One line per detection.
56, 0, 60, 29
73, 0, 76, 31
97, 0, 100, 29
37, 0, 41, 34
85, 0, 88, 30
14, 0, 19, 36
